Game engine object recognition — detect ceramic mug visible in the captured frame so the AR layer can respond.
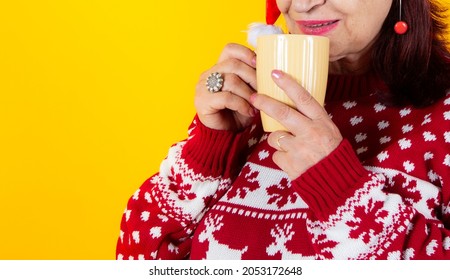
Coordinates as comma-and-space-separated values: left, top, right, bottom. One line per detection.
257, 34, 329, 132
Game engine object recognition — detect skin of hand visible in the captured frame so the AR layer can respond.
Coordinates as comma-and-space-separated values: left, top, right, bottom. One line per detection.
250, 69, 343, 180
195, 43, 258, 131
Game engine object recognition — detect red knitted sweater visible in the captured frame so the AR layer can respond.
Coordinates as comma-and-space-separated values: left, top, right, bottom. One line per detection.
116, 73, 450, 259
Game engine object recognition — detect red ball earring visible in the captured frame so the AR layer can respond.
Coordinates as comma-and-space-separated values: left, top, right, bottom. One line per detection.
394, 0, 408, 34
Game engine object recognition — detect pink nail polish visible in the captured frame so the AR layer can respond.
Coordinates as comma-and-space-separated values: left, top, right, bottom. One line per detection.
251, 56, 257, 67
272, 70, 282, 79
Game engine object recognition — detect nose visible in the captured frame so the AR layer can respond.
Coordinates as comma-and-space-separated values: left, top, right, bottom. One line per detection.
291, 0, 326, 13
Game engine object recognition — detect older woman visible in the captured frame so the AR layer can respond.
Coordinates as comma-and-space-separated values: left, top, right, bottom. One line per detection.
117, 0, 450, 259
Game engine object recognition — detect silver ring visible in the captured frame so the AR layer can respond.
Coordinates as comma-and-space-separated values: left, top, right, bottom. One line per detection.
206, 72, 224, 93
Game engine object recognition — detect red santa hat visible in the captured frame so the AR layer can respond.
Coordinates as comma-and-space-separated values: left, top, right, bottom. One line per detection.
266, 0, 281, 25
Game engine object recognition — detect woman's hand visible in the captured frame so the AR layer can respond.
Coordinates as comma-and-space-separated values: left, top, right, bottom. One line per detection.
250, 70, 343, 180
195, 43, 258, 131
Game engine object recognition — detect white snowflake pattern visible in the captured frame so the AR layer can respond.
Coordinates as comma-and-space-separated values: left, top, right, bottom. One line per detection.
133, 189, 140, 200
158, 214, 169, 222
150, 251, 158, 259
424, 152, 434, 160
402, 248, 415, 260
443, 203, 450, 215
445, 95, 450, 105
422, 113, 432, 125
426, 240, 438, 256
387, 251, 401, 260
445, 132, 450, 143
444, 154, 450, 167
132, 231, 140, 244
406, 222, 414, 235
150, 227, 162, 239
402, 124, 414, 134
350, 116, 364, 126
377, 120, 390, 130
355, 133, 367, 143
168, 243, 180, 254
248, 137, 258, 147
403, 161, 415, 173
343, 101, 357, 109
377, 151, 389, 162
379, 136, 391, 144
444, 237, 450, 251
144, 192, 152, 203
259, 150, 269, 160
374, 103, 387, 112
125, 209, 132, 222
119, 230, 124, 243
428, 170, 439, 182
140, 211, 150, 221
357, 147, 368, 155
138, 254, 145, 260
423, 131, 437, 142
398, 138, 412, 150
400, 108, 412, 117
444, 111, 450, 121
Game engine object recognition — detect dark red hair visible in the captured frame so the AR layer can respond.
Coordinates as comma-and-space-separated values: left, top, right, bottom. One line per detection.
372, 0, 450, 107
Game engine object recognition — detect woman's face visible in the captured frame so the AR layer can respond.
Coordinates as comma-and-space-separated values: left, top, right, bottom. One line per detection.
277, 0, 393, 72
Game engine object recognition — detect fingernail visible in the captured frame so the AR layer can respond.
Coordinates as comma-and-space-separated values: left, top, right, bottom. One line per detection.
272, 70, 283, 79
251, 56, 257, 67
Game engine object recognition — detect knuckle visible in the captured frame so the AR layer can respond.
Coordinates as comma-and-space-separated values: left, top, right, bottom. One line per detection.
223, 43, 237, 53
225, 74, 240, 88
226, 58, 241, 69
268, 132, 281, 146
195, 81, 206, 93
193, 93, 204, 110
274, 104, 292, 121
295, 92, 313, 105
222, 91, 236, 104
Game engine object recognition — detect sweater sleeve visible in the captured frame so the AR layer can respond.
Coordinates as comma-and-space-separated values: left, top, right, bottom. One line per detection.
116, 116, 256, 260
292, 138, 450, 259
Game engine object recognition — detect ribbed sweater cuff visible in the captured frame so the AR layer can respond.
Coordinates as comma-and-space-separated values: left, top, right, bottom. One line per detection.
292, 139, 369, 220
181, 117, 250, 178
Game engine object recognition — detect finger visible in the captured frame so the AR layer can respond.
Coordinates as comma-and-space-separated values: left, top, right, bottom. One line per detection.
218, 43, 257, 69
250, 93, 309, 135
220, 73, 256, 101
200, 72, 256, 103
199, 72, 256, 109
195, 89, 256, 118
201, 58, 257, 91
271, 70, 327, 120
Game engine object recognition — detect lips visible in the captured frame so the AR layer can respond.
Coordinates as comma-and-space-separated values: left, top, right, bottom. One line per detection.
296, 20, 339, 36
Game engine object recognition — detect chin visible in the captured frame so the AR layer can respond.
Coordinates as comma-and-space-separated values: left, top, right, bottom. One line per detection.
329, 54, 344, 62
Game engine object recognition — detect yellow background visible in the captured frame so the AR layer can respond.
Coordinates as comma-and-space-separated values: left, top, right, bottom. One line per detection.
0, 1, 448, 260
